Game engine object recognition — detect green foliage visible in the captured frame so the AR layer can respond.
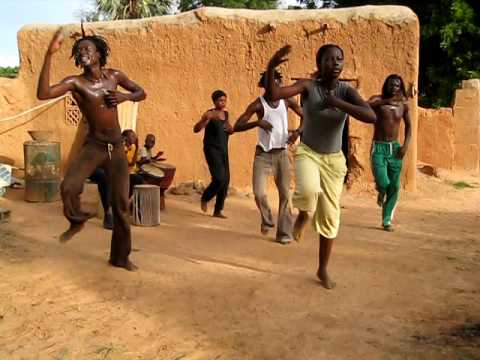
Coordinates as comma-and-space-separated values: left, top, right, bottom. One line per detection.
327, 0, 480, 108
0, 67, 19, 79
178, 0, 277, 13
81, 0, 171, 21
296, 0, 336, 9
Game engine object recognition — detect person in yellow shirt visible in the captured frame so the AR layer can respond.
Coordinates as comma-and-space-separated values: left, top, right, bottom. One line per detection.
122, 129, 144, 197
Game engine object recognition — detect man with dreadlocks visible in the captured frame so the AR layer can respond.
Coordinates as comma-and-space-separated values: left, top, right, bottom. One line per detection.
368, 75, 411, 232
37, 27, 146, 271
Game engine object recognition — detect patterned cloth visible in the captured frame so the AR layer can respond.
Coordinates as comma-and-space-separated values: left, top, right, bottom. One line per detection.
0, 164, 12, 197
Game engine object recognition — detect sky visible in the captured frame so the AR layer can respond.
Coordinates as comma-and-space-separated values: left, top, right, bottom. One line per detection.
0, 0, 90, 66
0, 0, 304, 67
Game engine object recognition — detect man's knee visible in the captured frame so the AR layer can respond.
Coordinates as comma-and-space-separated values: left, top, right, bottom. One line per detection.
389, 180, 401, 193
112, 198, 129, 220
276, 179, 290, 199
376, 178, 390, 193
254, 190, 267, 204
212, 176, 227, 188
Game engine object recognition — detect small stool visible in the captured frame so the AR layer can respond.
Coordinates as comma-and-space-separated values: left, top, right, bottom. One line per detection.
132, 184, 160, 226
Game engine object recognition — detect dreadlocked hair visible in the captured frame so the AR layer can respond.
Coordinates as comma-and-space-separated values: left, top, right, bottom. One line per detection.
382, 74, 407, 99
71, 34, 110, 68
258, 70, 282, 88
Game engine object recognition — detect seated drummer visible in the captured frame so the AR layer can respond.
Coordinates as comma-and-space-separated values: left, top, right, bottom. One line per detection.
122, 129, 144, 198
137, 134, 166, 166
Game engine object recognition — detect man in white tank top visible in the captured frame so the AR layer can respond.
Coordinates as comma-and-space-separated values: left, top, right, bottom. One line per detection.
234, 71, 303, 244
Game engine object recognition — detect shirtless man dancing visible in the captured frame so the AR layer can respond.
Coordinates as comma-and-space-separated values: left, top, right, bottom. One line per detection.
368, 74, 411, 232
37, 26, 146, 270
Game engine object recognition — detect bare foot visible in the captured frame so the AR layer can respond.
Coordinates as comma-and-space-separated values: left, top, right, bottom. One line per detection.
109, 259, 138, 272
377, 193, 385, 207
317, 268, 336, 289
260, 225, 269, 235
59, 223, 84, 243
293, 211, 309, 241
201, 201, 208, 213
213, 211, 227, 219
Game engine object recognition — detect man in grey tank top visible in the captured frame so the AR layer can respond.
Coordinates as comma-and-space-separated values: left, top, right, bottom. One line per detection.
234, 71, 303, 244
265, 44, 376, 289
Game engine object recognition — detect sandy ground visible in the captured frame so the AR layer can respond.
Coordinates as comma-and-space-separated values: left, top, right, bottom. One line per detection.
0, 170, 479, 360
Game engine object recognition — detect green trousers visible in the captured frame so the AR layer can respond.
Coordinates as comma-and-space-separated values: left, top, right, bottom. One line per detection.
371, 141, 403, 226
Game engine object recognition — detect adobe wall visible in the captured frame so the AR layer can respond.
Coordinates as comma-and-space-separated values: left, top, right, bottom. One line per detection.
0, 6, 419, 190
453, 79, 480, 172
417, 79, 480, 172
417, 107, 455, 169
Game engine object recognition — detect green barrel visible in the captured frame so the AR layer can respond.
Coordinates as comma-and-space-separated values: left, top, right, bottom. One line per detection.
24, 140, 61, 202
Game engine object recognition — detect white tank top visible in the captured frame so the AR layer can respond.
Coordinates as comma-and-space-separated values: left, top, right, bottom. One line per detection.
257, 97, 289, 152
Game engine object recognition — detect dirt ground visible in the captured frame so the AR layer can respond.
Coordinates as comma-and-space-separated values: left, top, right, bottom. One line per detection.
0, 170, 479, 360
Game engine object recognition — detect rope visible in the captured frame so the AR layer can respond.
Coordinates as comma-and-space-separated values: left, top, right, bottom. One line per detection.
0, 94, 67, 123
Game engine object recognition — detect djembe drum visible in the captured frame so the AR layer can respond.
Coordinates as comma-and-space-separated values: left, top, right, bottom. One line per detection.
142, 162, 176, 210
140, 163, 165, 184
132, 184, 160, 226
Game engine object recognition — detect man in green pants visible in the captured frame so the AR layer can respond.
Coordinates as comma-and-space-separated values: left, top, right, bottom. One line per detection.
368, 75, 411, 231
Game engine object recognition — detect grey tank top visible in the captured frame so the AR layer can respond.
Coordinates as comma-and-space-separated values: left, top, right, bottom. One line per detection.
302, 80, 350, 154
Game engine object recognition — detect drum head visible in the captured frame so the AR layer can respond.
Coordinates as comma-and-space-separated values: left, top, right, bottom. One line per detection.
155, 162, 176, 170
141, 164, 165, 178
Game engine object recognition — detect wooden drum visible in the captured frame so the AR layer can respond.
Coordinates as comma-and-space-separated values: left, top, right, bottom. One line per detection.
140, 163, 165, 184
142, 162, 176, 210
132, 184, 160, 226
154, 162, 176, 190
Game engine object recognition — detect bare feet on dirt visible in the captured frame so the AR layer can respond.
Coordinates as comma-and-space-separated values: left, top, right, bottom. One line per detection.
293, 211, 309, 241
59, 223, 84, 243
109, 259, 138, 272
317, 268, 336, 290
213, 211, 227, 219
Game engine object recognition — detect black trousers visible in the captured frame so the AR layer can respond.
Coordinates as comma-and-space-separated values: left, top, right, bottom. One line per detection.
201, 146, 230, 213
89, 168, 111, 215
61, 139, 131, 267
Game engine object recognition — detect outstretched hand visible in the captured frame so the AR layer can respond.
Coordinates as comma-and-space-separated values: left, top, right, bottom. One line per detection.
268, 45, 292, 68
48, 28, 65, 54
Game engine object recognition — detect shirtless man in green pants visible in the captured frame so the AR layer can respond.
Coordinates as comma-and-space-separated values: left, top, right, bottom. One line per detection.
368, 74, 411, 232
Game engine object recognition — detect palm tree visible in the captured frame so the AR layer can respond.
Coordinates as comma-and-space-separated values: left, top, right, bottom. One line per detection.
81, 0, 172, 21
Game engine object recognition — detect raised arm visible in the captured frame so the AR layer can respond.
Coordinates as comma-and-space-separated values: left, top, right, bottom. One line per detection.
326, 86, 377, 124
37, 29, 76, 100
399, 103, 412, 159
234, 99, 262, 132
265, 45, 309, 101
193, 111, 211, 133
